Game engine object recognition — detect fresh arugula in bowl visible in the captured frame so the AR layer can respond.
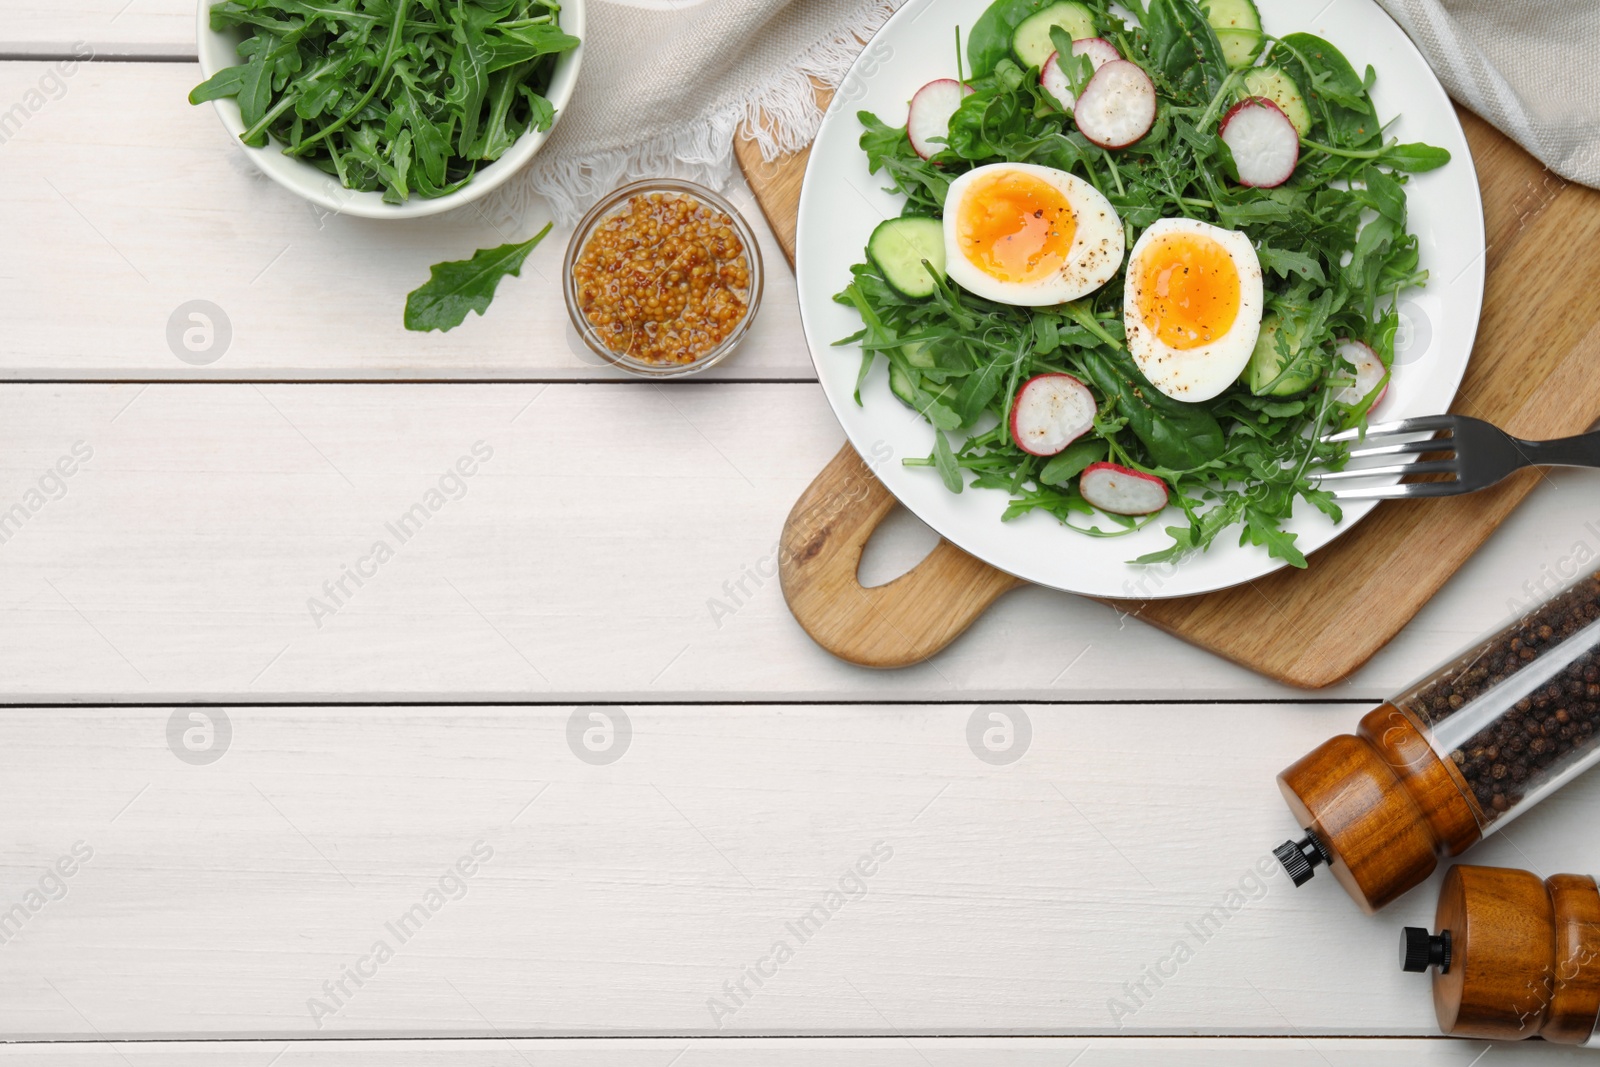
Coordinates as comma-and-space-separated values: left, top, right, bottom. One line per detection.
190, 0, 579, 203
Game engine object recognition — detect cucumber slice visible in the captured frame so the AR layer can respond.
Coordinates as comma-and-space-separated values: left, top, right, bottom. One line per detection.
867, 217, 946, 300
901, 341, 936, 369
888, 363, 920, 408
1244, 316, 1315, 397
1244, 66, 1311, 137
1012, 2, 1096, 70
1215, 28, 1263, 69
888, 362, 956, 412
1201, 0, 1261, 32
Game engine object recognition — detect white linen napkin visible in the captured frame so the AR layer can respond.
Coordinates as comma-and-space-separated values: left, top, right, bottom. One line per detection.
1376, 0, 1600, 187
495, 0, 899, 224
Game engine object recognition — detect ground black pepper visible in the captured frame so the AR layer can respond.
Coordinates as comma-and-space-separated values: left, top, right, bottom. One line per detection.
1398, 573, 1600, 824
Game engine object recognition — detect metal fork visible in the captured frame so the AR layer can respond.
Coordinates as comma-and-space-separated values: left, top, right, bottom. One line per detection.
1317, 415, 1600, 501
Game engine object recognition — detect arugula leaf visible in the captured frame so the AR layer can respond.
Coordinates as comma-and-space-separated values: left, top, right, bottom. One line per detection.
1040, 438, 1108, 486
1048, 25, 1098, 98
968, 0, 1058, 77
188, 64, 247, 105
1300, 137, 1453, 175
946, 77, 1031, 161
447, 14, 495, 156
404, 223, 553, 333
1360, 166, 1406, 222
485, 24, 582, 73
235, 45, 276, 144
931, 431, 965, 493
1378, 143, 1452, 172
859, 110, 953, 211
1275, 33, 1379, 146
1257, 243, 1326, 283
1243, 506, 1307, 568
1140, 0, 1227, 103
1135, 497, 1241, 565
1078, 349, 1226, 470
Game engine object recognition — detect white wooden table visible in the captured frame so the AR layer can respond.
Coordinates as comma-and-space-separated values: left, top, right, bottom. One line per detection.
2, 7, 1597, 1063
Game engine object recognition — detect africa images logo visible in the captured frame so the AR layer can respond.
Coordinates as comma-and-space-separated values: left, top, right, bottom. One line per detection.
307, 840, 495, 1027
706, 841, 894, 1027
307, 442, 494, 628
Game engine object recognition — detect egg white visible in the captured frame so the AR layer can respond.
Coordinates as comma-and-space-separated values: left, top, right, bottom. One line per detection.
1122, 217, 1263, 402
942, 162, 1124, 307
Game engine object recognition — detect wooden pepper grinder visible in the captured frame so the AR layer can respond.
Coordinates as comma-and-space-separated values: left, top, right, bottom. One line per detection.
1272, 570, 1600, 913
1400, 864, 1600, 1045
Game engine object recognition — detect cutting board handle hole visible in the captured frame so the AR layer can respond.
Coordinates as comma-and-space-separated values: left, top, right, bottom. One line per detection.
857, 503, 942, 588
779, 444, 1025, 668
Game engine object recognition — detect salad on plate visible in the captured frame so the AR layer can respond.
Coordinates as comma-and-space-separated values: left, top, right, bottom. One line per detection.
835, 0, 1451, 567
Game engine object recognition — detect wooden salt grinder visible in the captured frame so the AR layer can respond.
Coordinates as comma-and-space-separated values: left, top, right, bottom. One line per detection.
1401, 865, 1600, 1045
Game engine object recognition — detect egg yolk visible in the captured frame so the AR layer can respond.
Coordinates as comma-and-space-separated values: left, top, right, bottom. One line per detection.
956, 169, 1077, 284
1136, 233, 1241, 350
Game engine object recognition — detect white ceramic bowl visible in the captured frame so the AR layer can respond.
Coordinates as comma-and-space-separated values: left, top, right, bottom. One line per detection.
194, 0, 584, 219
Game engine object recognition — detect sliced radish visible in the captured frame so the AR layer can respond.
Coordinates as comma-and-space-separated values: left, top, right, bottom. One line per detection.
1040, 38, 1121, 111
1079, 462, 1169, 515
907, 79, 974, 160
1219, 96, 1299, 188
1072, 36, 1121, 67
1040, 53, 1075, 110
1073, 60, 1156, 149
1335, 339, 1388, 407
1010, 374, 1096, 457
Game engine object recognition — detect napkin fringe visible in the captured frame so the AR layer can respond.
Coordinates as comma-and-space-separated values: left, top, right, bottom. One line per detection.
494, 0, 897, 228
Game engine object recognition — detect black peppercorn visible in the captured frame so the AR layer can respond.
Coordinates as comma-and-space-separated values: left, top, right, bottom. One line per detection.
1400, 571, 1600, 824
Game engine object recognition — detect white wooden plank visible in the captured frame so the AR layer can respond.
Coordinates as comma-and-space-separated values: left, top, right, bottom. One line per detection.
6, 703, 1599, 1039
0, 1037, 1578, 1066
0, 62, 808, 381
0, 382, 1591, 701
0, 382, 1255, 701
0, 3, 192, 57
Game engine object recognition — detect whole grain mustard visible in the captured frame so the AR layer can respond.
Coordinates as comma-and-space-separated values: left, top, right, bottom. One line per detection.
573, 192, 752, 366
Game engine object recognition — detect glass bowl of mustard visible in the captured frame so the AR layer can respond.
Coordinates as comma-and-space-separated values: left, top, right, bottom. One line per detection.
563, 179, 765, 378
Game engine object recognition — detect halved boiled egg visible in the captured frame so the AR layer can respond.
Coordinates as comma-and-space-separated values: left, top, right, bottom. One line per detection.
942, 162, 1124, 306
1123, 217, 1263, 402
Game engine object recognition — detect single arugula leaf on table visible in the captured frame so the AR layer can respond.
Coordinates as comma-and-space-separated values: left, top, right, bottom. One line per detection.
404, 222, 553, 333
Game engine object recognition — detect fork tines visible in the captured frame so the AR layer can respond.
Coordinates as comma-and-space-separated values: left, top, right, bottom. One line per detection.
1316, 415, 1463, 500
1320, 414, 1457, 444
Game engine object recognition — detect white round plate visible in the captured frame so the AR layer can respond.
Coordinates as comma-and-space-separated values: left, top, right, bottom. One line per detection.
795, 0, 1484, 599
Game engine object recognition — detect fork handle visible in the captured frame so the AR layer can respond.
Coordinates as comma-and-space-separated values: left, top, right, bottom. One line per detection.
1517, 430, 1600, 469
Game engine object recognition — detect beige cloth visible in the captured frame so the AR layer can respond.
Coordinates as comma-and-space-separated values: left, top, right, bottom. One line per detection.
505, 0, 1599, 225
502, 0, 898, 223
1376, 0, 1600, 187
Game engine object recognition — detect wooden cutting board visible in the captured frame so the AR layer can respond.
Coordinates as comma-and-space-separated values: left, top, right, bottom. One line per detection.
734, 97, 1600, 688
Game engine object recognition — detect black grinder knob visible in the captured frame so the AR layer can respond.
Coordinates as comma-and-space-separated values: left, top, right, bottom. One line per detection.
1400, 927, 1452, 973
1274, 829, 1331, 887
